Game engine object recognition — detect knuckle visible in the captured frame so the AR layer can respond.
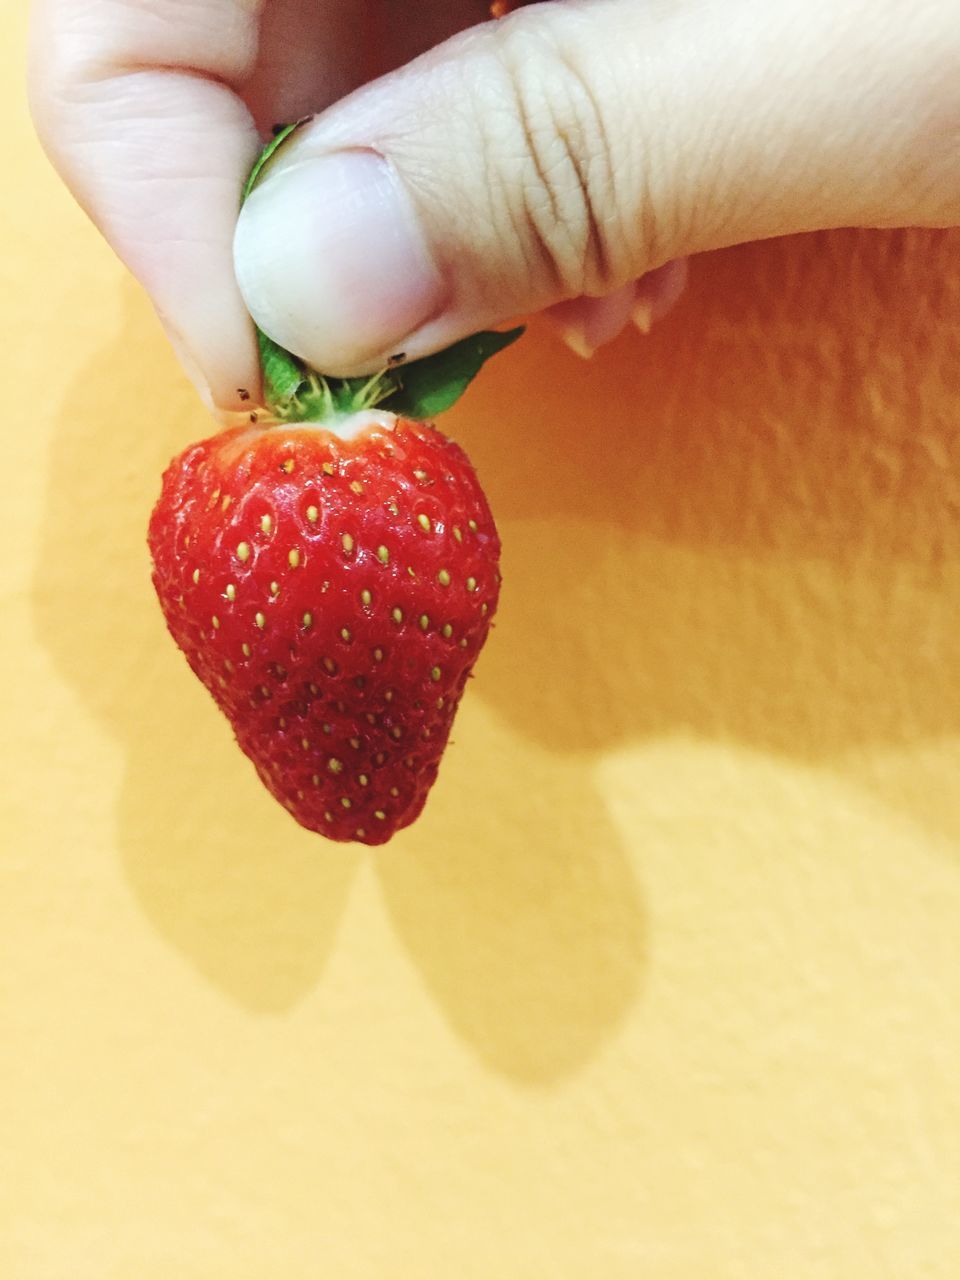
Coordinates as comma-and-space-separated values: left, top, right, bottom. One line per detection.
28, 7, 101, 142
892, 6, 960, 224
855, 6, 960, 228
914, 46, 960, 224
494, 14, 642, 296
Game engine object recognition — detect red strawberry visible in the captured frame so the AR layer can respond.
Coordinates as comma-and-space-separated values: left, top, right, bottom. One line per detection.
149, 406, 501, 844
148, 121, 521, 844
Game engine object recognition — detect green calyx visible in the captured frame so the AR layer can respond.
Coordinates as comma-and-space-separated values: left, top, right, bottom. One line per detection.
242, 120, 523, 424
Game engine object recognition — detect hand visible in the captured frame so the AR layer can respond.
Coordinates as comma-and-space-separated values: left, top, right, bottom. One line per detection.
29, 0, 960, 411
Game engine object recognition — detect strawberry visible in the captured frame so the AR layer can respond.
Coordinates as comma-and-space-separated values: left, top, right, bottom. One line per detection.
148, 123, 520, 845
149, 406, 504, 844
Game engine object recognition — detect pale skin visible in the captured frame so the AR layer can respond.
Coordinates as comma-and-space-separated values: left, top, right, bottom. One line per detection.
28, 0, 960, 415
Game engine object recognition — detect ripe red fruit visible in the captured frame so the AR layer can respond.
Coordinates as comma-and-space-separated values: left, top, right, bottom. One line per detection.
149, 411, 500, 844
148, 120, 520, 843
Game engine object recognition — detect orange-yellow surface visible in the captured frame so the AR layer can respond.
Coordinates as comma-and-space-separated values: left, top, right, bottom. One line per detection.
5, 5, 960, 1273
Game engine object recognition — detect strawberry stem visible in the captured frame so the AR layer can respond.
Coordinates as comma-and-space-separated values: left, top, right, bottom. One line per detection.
242, 122, 523, 424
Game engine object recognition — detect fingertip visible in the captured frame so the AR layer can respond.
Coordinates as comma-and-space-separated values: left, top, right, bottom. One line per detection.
633, 258, 690, 330
546, 260, 691, 359
545, 282, 640, 360
233, 147, 448, 376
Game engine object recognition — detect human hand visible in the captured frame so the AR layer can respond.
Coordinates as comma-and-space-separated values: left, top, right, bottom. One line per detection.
29, 0, 960, 413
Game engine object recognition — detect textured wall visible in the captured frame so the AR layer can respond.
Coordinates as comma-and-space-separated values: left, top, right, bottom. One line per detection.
5, 5, 960, 1273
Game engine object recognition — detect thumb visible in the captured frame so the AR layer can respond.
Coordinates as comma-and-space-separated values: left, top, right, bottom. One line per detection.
234, 0, 959, 376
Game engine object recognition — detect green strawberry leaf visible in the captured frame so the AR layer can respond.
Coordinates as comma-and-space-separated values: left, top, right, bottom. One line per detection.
243, 118, 311, 201
257, 329, 307, 409
380, 327, 525, 419
242, 118, 316, 416
241, 123, 524, 424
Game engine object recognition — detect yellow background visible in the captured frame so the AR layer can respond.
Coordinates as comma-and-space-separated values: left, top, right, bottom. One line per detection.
5, 3, 960, 1273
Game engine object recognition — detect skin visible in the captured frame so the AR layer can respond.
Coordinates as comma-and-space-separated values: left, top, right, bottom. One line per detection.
28, 0, 960, 414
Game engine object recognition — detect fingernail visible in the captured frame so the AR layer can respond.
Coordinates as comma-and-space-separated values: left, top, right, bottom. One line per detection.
234, 149, 447, 376
162, 321, 214, 411
631, 298, 653, 334
633, 258, 690, 334
551, 283, 639, 359
559, 325, 596, 360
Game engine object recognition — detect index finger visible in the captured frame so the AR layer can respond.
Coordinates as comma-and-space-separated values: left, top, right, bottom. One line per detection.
28, 0, 263, 412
